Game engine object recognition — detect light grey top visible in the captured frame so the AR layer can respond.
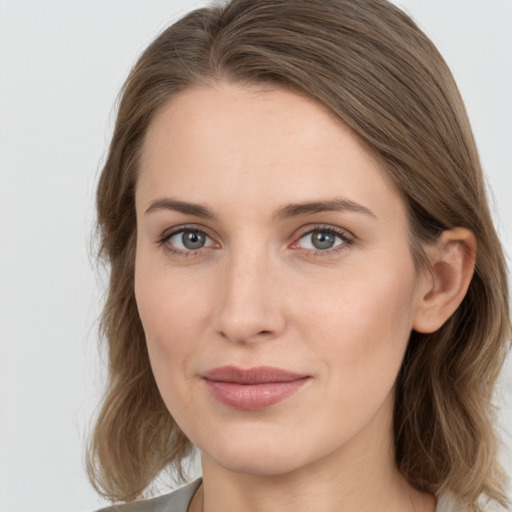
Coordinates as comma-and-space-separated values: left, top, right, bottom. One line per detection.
96, 479, 202, 512
96, 478, 463, 512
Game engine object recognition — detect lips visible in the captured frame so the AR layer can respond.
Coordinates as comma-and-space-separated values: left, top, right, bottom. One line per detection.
202, 366, 310, 410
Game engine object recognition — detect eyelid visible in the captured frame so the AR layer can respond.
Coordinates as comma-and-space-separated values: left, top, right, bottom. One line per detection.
157, 224, 219, 254
290, 224, 355, 253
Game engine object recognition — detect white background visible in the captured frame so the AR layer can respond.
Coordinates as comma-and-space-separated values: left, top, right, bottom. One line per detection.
0, 1, 511, 511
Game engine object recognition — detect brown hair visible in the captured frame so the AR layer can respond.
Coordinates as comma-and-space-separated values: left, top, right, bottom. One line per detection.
88, 0, 511, 509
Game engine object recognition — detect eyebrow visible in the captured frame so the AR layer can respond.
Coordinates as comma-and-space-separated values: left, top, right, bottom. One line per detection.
145, 198, 214, 218
273, 197, 375, 221
145, 196, 376, 220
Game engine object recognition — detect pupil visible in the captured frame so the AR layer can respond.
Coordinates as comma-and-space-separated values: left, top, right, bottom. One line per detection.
182, 231, 205, 250
313, 231, 334, 250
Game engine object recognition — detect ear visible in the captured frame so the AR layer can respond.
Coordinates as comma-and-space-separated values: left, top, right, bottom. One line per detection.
413, 227, 476, 334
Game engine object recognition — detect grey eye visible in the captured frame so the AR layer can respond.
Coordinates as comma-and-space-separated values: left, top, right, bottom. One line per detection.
312, 231, 336, 249
170, 229, 211, 250
298, 229, 344, 250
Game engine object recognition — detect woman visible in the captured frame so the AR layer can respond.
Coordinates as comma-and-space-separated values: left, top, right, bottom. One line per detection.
88, 0, 510, 511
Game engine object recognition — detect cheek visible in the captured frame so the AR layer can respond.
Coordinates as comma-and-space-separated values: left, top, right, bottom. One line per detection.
134, 254, 211, 381
297, 257, 419, 393
134, 260, 215, 432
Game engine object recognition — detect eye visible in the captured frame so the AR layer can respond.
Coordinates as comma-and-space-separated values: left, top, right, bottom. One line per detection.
160, 227, 216, 253
295, 226, 351, 251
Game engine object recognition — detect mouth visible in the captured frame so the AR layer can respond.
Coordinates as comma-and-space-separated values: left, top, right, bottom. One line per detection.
201, 366, 311, 410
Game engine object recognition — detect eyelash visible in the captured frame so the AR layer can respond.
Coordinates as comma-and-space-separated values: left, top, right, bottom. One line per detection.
157, 224, 215, 257
157, 224, 354, 258
297, 225, 354, 258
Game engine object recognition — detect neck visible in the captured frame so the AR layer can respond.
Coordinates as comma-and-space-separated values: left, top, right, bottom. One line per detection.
189, 397, 436, 512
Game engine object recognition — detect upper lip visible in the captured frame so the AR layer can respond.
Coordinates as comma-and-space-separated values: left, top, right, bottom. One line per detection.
202, 366, 309, 384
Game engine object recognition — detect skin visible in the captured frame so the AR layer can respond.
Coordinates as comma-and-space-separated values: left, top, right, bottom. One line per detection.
134, 82, 475, 512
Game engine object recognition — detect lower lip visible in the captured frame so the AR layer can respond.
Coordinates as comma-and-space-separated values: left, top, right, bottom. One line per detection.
204, 378, 310, 410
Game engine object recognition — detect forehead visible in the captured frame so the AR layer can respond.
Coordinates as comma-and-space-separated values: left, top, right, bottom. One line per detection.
137, 82, 404, 222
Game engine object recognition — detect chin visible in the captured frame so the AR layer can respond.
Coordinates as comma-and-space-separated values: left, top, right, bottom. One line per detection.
208, 446, 308, 477
195, 421, 334, 477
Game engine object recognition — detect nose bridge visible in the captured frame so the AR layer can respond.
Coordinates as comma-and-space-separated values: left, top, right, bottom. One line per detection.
213, 240, 285, 343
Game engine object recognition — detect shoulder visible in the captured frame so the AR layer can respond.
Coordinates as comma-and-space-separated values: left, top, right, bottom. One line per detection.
94, 479, 202, 512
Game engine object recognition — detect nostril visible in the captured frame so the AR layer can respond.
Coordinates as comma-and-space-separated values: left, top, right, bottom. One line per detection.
213, 286, 287, 343
220, 329, 273, 340
217, 325, 281, 344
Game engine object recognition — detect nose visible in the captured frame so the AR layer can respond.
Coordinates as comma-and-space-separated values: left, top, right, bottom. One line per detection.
212, 248, 287, 344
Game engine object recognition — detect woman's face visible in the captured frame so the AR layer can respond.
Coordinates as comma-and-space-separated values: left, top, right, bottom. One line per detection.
134, 82, 429, 476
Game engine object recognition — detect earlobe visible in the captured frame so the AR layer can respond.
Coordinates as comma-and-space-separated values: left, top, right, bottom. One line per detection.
413, 228, 477, 334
